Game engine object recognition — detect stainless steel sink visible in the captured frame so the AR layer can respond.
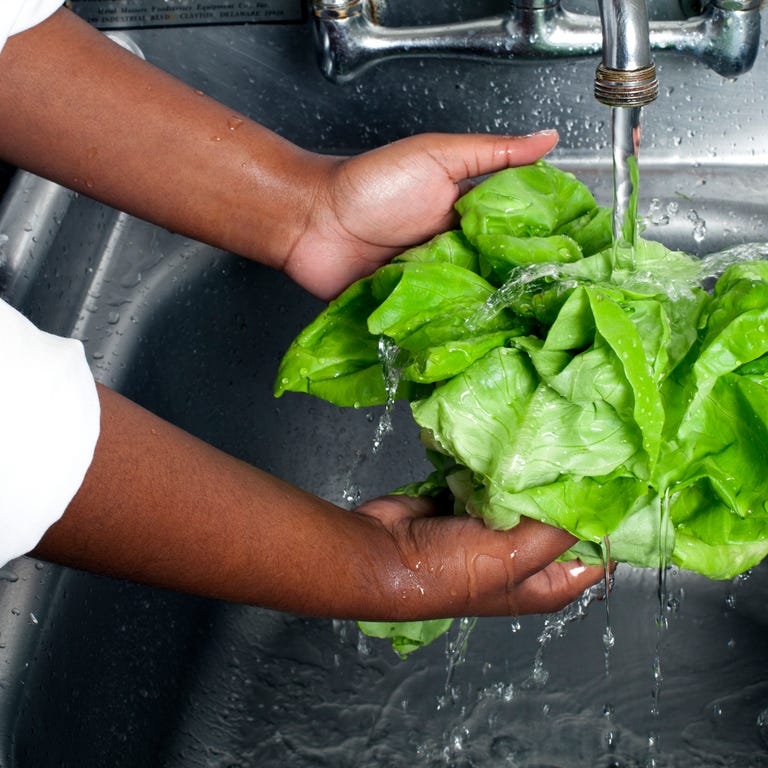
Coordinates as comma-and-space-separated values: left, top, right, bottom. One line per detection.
2, 5, 768, 766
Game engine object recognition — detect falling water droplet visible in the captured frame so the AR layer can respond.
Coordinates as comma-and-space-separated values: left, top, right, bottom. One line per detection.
757, 708, 768, 748
687, 209, 707, 244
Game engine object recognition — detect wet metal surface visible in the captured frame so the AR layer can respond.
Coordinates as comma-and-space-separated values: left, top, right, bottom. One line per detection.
1, 4, 767, 765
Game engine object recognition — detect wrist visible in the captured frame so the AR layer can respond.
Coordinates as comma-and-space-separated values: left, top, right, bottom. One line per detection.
277, 154, 350, 299
233, 139, 335, 273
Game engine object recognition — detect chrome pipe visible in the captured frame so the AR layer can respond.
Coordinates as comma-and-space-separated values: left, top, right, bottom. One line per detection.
312, 0, 761, 84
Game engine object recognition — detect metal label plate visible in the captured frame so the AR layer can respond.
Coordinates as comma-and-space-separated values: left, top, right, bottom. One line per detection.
66, 0, 305, 28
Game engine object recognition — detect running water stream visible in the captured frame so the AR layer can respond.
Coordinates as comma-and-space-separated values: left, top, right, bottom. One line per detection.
610, 105, 642, 257
610, 101, 675, 765
340, 336, 401, 506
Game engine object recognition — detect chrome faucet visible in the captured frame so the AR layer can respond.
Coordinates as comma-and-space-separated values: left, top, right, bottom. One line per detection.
312, 0, 761, 89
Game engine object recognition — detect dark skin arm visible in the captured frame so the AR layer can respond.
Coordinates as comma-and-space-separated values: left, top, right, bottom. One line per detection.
0, 8, 559, 300
33, 386, 602, 620
2, 9, 605, 619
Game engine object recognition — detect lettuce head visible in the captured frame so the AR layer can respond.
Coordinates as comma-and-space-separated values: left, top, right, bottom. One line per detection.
275, 161, 768, 654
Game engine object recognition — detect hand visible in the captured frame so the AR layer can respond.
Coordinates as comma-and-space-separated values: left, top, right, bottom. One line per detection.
285, 131, 559, 300
353, 494, 605, 620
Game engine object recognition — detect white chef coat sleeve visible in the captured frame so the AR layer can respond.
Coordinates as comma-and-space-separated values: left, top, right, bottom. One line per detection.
1, 299, 100, 567
0, 0, 65, 54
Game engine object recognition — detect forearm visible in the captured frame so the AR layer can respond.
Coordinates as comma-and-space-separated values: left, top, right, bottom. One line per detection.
0, 7, 562, 300
32, 385, 402, 618
0, 8, 325, 273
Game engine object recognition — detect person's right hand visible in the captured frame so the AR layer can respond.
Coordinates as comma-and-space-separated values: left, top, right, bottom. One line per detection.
282, 131, 559, 301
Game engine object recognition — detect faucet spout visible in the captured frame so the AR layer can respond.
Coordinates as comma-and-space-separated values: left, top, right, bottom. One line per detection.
594, 0, 659, 107
595, 0, 657, 248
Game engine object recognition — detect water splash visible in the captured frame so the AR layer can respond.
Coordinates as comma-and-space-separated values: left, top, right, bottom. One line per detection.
648, 489, 673, 765
687, 209, 707, 244
340, 447, 364, 508
645, 197, 679, 227
471, 261, 574, 327
372, 336, 401, 453
609, 103, 656, 275
757, 707, 768, 748
699, 242, 768, 285
339, 337, 402, 507
525, 580, 607, 690
611, 106, 642, 261
601, 536, 615, 677
438, 616, 478, 710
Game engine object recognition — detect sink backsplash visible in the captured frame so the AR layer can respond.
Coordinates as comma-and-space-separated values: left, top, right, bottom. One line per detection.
107, 2, 768, 165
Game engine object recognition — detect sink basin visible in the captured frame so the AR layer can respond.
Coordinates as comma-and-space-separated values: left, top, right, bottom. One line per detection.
2, 7, 768, 767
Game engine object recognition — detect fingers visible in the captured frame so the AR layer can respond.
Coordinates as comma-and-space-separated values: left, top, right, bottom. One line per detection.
383, 510, 608, 620
512, 559, 606, 615
355, 494, 442, 526
495, 515, 578, 583
426, 129, 559, 183
448, 516, 595, 616
436, 514, 579, 585
460, 515, 608, 616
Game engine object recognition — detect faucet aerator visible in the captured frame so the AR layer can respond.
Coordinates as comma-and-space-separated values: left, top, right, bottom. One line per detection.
594, 63, 660, 108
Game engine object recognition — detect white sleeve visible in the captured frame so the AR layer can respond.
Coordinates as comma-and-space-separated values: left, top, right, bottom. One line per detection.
0, 0, 64, 54
0, 299, 100, 567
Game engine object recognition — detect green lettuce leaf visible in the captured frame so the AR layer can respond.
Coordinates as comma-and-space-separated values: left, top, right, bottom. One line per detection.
274, 268, 401, 407
456, 161, 597, 242
555, 206, 613, 256
475, 234, 583, 284
356, 618, 455, 658
393, 230, 480, 273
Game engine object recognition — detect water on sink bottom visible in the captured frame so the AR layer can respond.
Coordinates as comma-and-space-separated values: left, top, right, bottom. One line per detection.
164, 565, 768, 768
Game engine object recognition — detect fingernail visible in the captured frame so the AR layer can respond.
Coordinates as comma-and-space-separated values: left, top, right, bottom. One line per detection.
523, 128, 559, 139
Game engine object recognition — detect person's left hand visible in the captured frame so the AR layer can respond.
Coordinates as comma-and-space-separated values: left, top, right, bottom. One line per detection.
283, 130, 558, 300
351, 493, 606, 621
